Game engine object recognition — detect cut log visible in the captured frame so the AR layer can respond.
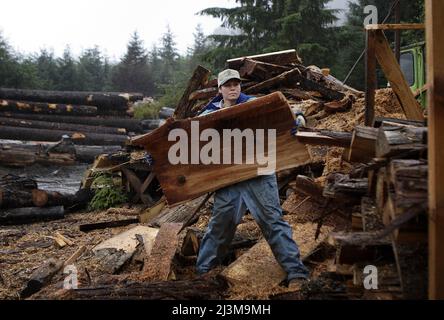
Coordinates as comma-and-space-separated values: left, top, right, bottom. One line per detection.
244, 68, 301, 94
173, 65, 211, 119
51, 276, 227, 300
295, 129, 352, 148
79, 218, 139, 232
387, 160, 428, 211
239, 58, 292, 81
0, 88, 143, 109
220, 223, 331, 289
0, 125, 129, 146
294, 175, 327, 205
347, 126, 378, 163
132, 92, 311, 205
0, 140, 121, 166
227, 49, 302, 69
20, 258, 64, 299
149, 195, 209, 228
0, 116, 126, 135
0, 113, 146, 133
92, 226, 159, 274
328, 232, 395, 265
159, 107, 174, 119
324, 96, 353, 113
375, 125, 427, 158
323, 173, 368, 198
0, 206, 65, 225
142, 222, 183, 281
0, 99, 97, 116
140, 119, 161, 130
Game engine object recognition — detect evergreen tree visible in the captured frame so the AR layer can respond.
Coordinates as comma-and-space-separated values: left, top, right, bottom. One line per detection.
34, 49, 59, 90
77, 46, 107, 91
112, 31, 154, 95
159, 25, 179, 85
56, 46, 78, 90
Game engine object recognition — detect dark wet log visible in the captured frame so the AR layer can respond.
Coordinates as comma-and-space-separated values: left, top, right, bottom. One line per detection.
173, 66, 211, 119
140, 119, 162, 130
227, 49, 302, 69
0, 116, 126, 135
20, 258, 64, 299
159, 107, 174, 119
50, 275, 227, 300
323, 173, 368, 198
79, 219, 139, 232
0, 88, 143, 109
0, 140, 121, 166
0, 113, 146, 133
0, 125, 129, 146
0, 99, 97, 116
0, 206, 65, 225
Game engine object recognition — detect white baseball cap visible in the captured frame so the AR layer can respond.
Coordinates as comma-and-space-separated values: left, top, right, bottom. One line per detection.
218, 69, 241, 87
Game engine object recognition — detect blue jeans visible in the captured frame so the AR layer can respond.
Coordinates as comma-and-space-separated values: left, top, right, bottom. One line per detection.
196, 174, 309, 281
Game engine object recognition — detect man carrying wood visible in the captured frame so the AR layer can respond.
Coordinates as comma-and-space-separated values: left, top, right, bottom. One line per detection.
196, 69, 309, 289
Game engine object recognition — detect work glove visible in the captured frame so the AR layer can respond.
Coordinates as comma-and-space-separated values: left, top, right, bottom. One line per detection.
143, 153, 155, 166
290, 112, 307, 136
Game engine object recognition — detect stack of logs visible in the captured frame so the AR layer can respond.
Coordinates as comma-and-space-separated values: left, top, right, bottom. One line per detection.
0, 88, 162, 166
291, 117, 428, 299
0, 174, 92, 225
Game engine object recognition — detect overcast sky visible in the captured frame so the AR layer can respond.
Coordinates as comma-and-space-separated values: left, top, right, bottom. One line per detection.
0, 0, 349, 61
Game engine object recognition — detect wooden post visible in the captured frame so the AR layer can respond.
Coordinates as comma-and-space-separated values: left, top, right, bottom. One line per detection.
426, 0, 444, 300
365, 30, 377, 126
394, 0, 401, 62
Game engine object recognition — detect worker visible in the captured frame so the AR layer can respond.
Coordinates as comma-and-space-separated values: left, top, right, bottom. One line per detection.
196, 69, 309, 290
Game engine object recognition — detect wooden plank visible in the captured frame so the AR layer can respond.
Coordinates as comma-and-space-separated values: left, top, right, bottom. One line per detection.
365, 24, 425, 30
348, 126, 378, 163
365, 30, 377, 126
295, 130, 352, 148
173, 65, 211, 119
227, 49, 302, 69
426, 0, 444, 300
142, 222, 183, 281
132, 92, 311, 206
239, 58, 291, 81
220, 223, 331, 289
373, 29, 424, 121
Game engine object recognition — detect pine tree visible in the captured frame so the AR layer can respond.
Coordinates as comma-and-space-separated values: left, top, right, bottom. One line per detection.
56, 46, 78, 91
112, 31, 154, 95
159, 25, 179, 85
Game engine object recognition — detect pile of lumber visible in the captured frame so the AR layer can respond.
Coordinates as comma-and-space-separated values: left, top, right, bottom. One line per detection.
0, 88, 160, 166
172, 49, 362, 120
290, 117, 428, 299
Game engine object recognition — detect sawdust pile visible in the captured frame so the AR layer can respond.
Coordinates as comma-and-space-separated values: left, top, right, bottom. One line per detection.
312, 88, 406, 132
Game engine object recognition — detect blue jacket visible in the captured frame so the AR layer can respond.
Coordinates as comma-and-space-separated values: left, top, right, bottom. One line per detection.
198, 93, 254, 116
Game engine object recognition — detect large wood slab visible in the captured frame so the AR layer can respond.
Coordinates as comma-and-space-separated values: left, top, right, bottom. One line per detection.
220, 223, 331, 289
132, 92, 311, 205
